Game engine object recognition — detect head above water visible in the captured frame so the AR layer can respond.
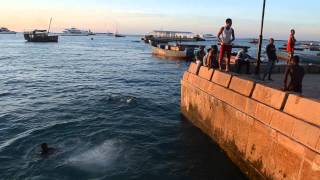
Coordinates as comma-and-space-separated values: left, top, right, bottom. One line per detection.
41, 143, 49, 153
291, 55, 300, 65
225, 18, 232, 28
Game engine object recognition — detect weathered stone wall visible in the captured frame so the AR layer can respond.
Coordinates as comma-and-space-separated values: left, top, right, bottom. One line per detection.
181, 63, 320, 180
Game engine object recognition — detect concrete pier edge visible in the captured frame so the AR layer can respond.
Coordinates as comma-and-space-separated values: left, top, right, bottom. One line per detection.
181, 63, 320, 180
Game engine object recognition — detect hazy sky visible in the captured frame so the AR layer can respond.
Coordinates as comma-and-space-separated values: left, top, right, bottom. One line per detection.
1, 0, 319, 40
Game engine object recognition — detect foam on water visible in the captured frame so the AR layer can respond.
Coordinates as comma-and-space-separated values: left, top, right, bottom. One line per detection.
66, 140, 120, 172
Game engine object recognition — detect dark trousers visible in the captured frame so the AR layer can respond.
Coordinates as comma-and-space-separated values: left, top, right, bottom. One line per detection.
237, 59, 250, 74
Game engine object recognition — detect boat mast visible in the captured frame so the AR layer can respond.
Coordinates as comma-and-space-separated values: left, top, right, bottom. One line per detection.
48, 17, 53, 33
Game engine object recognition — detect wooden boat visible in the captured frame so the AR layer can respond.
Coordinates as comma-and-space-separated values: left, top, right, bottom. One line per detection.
24, 30, 58, 42
151, 44, 194, 60
23, 18, 58, 42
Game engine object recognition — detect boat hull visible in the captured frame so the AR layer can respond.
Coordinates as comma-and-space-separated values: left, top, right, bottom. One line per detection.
0, 32, 16, 34
152, 46, 188, 60
24, 34, 58, 42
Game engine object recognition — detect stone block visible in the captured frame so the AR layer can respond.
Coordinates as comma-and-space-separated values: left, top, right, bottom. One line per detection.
284, 94, 320, 126
292, 120, 320, 149
198, 67, 214, 81
252, 83, 287, 110
270, 111, 297, 137
182, 72, 190, 82
300, 160, 320, 180
229, 76, 255, 97
211, 70, 232, 88
246, 121, 277, 175
271, 133, 305, 180
188, 62, 198, 74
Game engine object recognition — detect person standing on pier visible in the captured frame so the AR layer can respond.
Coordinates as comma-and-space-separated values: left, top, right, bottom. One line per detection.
287, 29, 297, 58
263, 38, 278, 81
217, 18, 235, 72
283, 56, 305, 93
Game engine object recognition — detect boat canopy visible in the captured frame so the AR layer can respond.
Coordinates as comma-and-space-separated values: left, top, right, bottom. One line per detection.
151, 30, 195, 38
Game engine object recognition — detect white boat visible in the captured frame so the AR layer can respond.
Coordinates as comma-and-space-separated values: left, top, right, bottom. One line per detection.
61, 28, 90, 36
0, 27, 16, 34
201, 34, 216, 39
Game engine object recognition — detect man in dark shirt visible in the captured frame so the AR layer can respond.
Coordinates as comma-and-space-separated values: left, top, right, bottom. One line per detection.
263, 38, 278, 81
284, 56, 305, 93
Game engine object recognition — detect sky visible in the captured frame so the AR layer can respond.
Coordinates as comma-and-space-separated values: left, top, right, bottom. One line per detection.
1, 0, 320, 40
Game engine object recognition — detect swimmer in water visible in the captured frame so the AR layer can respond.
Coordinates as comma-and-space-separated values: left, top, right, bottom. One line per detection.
40, 143, 56, 156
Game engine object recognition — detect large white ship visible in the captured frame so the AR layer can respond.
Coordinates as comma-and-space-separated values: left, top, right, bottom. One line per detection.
61, 28, 91, 36
0, 27, 16, 34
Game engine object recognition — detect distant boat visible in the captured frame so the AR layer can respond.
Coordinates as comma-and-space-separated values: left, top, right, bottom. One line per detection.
115, 34, 126, 38
143, 30, 205, 43
202, 34, 216, 39
61, 28, 90, 36
24, 30, 58, 42
0, 27, 16, 34
249, 39, 259, 44
23, 18, 58, 42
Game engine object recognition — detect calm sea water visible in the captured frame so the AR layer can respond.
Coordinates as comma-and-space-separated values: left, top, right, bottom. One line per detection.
0, 34, 246, 180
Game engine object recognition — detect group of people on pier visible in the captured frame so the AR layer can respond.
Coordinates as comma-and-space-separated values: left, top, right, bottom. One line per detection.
194, 18, 304, 94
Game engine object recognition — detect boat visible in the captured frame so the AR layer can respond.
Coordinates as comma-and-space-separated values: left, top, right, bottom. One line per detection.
61, 28, 90, 36
202, 34, 216, 39
115, 33, 126, 38
151, 43, 195, 60
24, 30, 58, 42
23, 18, 58, 42
0, 27, 16, 34
143, 30, 205, 43
249, 39, 259, 44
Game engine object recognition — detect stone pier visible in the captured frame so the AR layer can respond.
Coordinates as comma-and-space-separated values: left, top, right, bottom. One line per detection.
181, 63, 320, 180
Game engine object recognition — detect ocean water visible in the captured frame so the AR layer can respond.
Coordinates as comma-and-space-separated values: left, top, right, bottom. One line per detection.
0, 34, 246, 180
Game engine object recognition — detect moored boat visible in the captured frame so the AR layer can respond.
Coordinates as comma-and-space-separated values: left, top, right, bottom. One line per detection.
24, 30, 58, 42
115, 33, 126, 38
144, 30, 205, 43
0, 27, 16, 34
151, 43, 195, 60
249, 39, 259, 44
61, 28, 90, 36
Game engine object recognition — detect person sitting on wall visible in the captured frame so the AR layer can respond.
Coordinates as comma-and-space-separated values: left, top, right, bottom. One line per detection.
284, 55, 305, 93
203, 48, 212, 67
235, 47, 253, 74
195, 46, 206, 74
207, 45, 219, 69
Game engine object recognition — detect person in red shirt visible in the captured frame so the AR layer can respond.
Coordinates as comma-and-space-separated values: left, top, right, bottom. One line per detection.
287, 29, 296, 58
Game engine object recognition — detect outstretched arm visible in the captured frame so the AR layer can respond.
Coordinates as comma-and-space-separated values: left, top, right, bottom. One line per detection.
217, 27, 224, 43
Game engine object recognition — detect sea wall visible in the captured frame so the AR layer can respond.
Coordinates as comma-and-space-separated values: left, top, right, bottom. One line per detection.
181, 62, 320, 180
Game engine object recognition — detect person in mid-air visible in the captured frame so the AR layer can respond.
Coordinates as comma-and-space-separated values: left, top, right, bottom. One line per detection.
217, 18, 235, 72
